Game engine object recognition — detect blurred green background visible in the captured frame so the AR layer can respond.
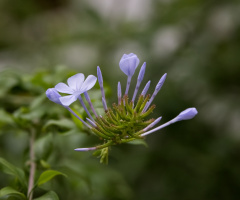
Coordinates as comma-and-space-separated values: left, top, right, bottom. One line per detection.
0, 0, 240, 199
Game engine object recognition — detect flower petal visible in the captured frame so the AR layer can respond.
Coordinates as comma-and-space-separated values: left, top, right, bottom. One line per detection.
67, 73, 85, 91
121, 53, 136, 60
80, 75, 97, 92
55, 83, 73, 94
59, 95, 77, 106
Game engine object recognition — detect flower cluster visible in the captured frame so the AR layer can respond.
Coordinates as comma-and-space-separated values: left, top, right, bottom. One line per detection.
46, 53, 198, 163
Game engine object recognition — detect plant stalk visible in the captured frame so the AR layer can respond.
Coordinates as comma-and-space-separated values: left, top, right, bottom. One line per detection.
27, 128, 36, 200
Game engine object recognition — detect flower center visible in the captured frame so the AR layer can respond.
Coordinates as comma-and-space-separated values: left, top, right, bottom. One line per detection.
73, 91, 81, 97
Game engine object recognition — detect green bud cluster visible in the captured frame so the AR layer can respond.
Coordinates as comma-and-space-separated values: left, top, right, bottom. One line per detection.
92, 94, 155, 143
90, 94, 156, 164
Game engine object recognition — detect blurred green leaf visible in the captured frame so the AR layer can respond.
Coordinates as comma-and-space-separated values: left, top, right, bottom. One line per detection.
37, 170, 67, 186
43, 119, 75, 132
40, 160, 51, 169
0, 187, 27, 200
33, 191, 59, 200
0, 158, 27, 187
29, 94, 46, 110
34, 134, 53, 160
13, 106, 45, 127
0, 109, 15, 127
0, 71, 20, 98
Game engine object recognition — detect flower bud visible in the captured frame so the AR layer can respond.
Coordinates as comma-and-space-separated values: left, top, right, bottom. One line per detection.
176, 107, 198, 121
141, 81, 151, 96
46, 88, 63, 105
118, 82, 122, 105
137, 62, 146, 82
155, 73, 167, 93
97, 66, 103, 85
119, 53, 140, 77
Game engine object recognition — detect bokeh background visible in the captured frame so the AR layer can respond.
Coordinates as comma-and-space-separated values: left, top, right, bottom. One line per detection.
0, 0, 240, 199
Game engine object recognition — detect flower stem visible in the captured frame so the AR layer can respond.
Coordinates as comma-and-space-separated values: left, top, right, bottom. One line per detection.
125, 76, 132, 95
27, 128, 36, 200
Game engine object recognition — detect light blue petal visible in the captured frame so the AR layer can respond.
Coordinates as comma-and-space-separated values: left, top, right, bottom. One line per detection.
55, 83, 73, 94
121, 53, 136, 59
67, 73, 85, 91
59, 95, 77, 106
80, 75, 97, 93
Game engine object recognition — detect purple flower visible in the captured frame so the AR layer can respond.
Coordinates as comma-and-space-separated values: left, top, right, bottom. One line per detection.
119, 53, 140, 77
55, 73, 97, 106
45, 53, 198, 157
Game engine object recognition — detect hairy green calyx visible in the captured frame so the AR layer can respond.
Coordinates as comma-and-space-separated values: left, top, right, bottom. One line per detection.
92, 94, 155, 141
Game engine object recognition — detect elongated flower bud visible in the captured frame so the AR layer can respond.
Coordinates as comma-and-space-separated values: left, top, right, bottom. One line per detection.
75, 147, 97, 151
102, 97, 108, 111
138, 62, 146, 82
118, 82, 122, 105
175, 108, 198, 121
143, 116, 162, 132
143, 73, 167, 112
132, 62, 146, 102
97, 66, 108, 110
86, 118, 97, 128
141, 81, 151, 97
97, 66, 103, 85
78, 96, 95, 121
155, 73, 167, 93
141, 107, 198, 137
84, 92, 98, 118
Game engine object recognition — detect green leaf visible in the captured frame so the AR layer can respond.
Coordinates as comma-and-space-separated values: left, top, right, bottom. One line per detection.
37, 170, 67, 186
40, 160, 51, 169
128, 139, 148, 147
43, 119, 75, 132
0, 158, 27, 187
33, 191, 59, 200
0, 187, 27, 200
